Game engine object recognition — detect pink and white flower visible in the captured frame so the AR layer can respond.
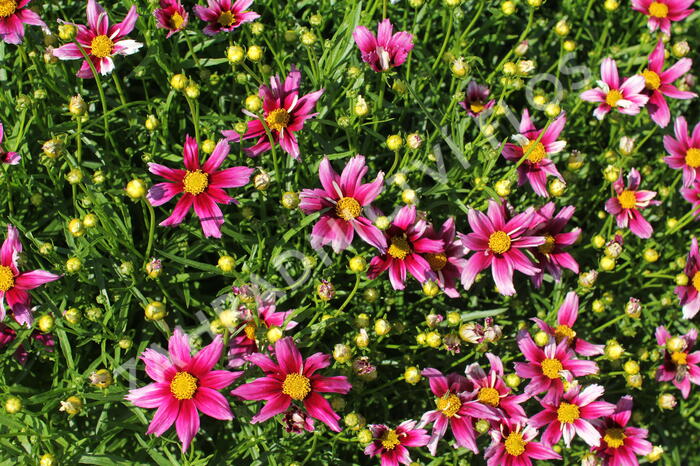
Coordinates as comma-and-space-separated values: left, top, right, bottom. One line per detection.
423, 217, 467, 298
580, 58, 649, 120
353, 19, 414, 72
484, 419, 561, 466
631, 0, 694, 35
459, 81, 495, 118
664, 116, 700, 188
193, 0, 259, 36
501, 110, 566, 197
604, 168, 659, 239
591, 395, 652, 466
299, 155, 386, 252
675, 237, 700, 318
655, 326, 700, 398
681, 181, 700, 216
364, 420, 429, 466
0, 0, 45, 45
0, 122, 19, 165
126, 329, 243, 452
465, 353, 530, 421
153, 0, 189, 38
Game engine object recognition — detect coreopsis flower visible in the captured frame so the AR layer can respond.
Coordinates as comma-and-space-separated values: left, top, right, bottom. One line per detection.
0, 0, 45, 45
580, 58, 648, 120
419, 368, 499, 455
0, 225, 60, 326
465, 353, 530, 420
0, 122, 19, 165
230, 337, 351, 431
364, 420, 429, 466
663, 116, 700, 188
367, 205, 443, 290
147, 136, 254, 238
459, 81, 495, 117
353, 18, 414, 72
227, 297, 297, 368
681, 181, 700, 216
514, 331, 599, 403
193, 0, 259, 36
643, 40, 696, 127
501, 110, 566, 197
299, 155, 386, 252
530, 383, 616, 447
655, 326, 700, 397
531, 291, 604, 356
459, 200, 545, 296
424, 218, 467, 298
223, 66, 324, 160
53, 0, 142, 78
153, 0, 188, 38
484, 419, 561, 466
281, 405, 314, 433
604, 168, 659, 239
460, 318, 503, 344
125, 329, 243, 452
527, 203, 581, 287
591, 396, 652, 465
631, 0, 694, 35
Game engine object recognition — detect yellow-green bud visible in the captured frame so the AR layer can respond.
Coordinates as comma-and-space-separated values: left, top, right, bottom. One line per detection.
226, 45, 245, 64
5, 396, 22, 414
247, 45, 263, 62
281, 191, 300, 209
37, 314, 55, 333
145, 301, 167, 321
170, 74, 188, 90
66, 257, 82, 273
404, 366, 422, 385
217, 255, 236, 272
126, 179, 148, 200
375, 318, 391, 336
267, 326, 283, 343
349, 256, 366, 273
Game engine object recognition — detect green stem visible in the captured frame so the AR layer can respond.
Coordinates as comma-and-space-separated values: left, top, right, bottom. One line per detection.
74, 41, 115, 149
145, 202, 156, 261
185, 96, 200, 144
593, 314, 625, 334
336, 274, 361, 314
183, 32, 203, 71
432, 11, 453, 71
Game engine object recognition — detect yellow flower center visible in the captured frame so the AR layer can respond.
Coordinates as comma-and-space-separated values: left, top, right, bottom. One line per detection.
554, 324, 576, 343
604, 427, 626, 449
0, 265, 14, 292
335, 197, 361, 220
470, 102, 485, 114
671, 351, 688, 366
642, 69, 661, 90
649, 1, 668, 18
435, 393, 462, 417
606, 89, 624, 107
0, 0, 16, 17
380, 429, 401, 450
217, 10, 236, 26
90, 35, 114, 58
265, 108, 290, 132
388, 236, 411, 260
244, 322, 257, 340
477, 387, 500, 407
538, 234, 556, 254
488, 231, 511, 255
693, 271, 700, 292
170, 372, 198, 400
504, 432, 527, 456
541, 358, 563, 379
282, 373, 311, 401
425, 252, 448, 271
617, 190, 637, 209
557, 402, 580, 423
170, 12, 185, 30
523, 140, 547, 164
685, 148, 700, 168
183, 170, 209, 195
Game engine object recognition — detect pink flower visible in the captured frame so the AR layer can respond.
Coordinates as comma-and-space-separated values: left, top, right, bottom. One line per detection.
604, 168, 659, 239
419, 368, 499, 455
459, 81, 495, 117
664, 116, 700, 188
230, 337, 351, 431
367, 205, 443, 290
591, 396, 652, 465
655, 326, 700, 398
465, 353, 530, 421
643, 40, 696, 127
459, 200, 545, 296
0, 122, 19, 165
364, 420, 429, 466
223, 66, 323, 161
147, 135, 254, 238
681, 181, 700, 216
484, 419, 561, 466
501, 110, 566, 197
423, 218, 467, 298
530, 383, 616, 447
0, 0, 45, 45
514, 331, 599, 403
631, 0, 694, 35
193, 0, 259, 36
531, 291, 604, 357
125, 329, 243, 452
227, 297, 297, 368
153, 0, 189, 38
52, 0, 142, 79
675, 238, 700, 318
299, 155, 386, 252
353, 19, 414, 72
527, 203, 581, 287
0, 225, 60, 326
580, 58, 649, 120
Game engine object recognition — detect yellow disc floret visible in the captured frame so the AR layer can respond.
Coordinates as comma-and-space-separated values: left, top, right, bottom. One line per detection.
0, 0, 16, 18
477, 387, 500, 407
282, 373, 311, 400
642, 69, 661, 90
504, 432, 527, 456
671, 351, 688, 366
90, 35, 114, 58
685, 148, 700, 168
335, 197, 361, 220
436, 393, 462, 417
380, 429, 401, 450
388, 236, 411, 260
265, 108, 290, 132
692, 271, 700, 292
523, 140, 547, 164
538, 234, 556, 254
606, 89, 623, 107
541, 358, 563, 379
0, 265, 14, 292
170, 372, 198, 400
183, 170, 209, 195
217, 10, 236, 26
648, 1, 668, 18
488, 231, 512, 254
170, 12, 185, 30
556, 402, 580, 423
617, 190, 637, 209
426, 252, 448, 271
554, 324, 576, 342
604, 427, 626, 448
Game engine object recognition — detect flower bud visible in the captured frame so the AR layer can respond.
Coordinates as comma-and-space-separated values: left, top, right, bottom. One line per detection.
672, 41, 689, 58
170, 74, 188, 90
563, 40, 576, 52
374, 318, 391, 336
344, 412, 366, 430
184, 82, 200, 99
657, 393, 676, 410
58, 23, 76, 40
386, 134, 403, 151
363, 287, 379, 303
333, 344, 352, 363
217, 255, 236, 272
548, 179, 566, 197
145, 114, 159, 131
355, 329, 369, 348
578, 270, 598, 287
626, 373, 642, 389
145, 258, 162, 279
349, 255, 366, 273
623, 360, 640, 375
63, 307, 81, 325
475, 419, 491, 434
68, 218, 85, 237
619, 136, 635, 155
604, 0, 619, 10
554, 19, 570, 36
534, 331, 549, 346
40, 454, 57, 466
353, 95, 369, 117
253, 170, 270, 190
401, 189, 417, 204
69, 95, 87, 116
647, 446, 664, 462
625, 298, 642, 318
605, 340, 624, 360
604, 165, 620, 182
300, 31, 317, 46
247, 45, 263, 61
317, 280, 335, 301
66, 168, 83, 185
60, 396, 83, 415
504, 373, 521, 389
450, 57, 468, 77
226, 45, 245, 64
37, 314, 55, 333
426, 331, 441, 348
89, 369, 113, 389
66, 257, 82, 273
357, 428, 373, 443
666, 336, 686, 353
4, 396, 22, 414
125, 179, 147, 200
494, 179, 512, 197
406, 133, 423, 150
501, 0, 516, 14
145, 301, 167, 321
267, 326, 283, 343
404, 366, 422, 385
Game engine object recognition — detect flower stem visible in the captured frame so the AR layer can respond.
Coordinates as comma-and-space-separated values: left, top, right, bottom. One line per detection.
337, 274, 361, 314
145, 201, 156, 261
432, 11, 453, 71
183, 32, 203, 71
